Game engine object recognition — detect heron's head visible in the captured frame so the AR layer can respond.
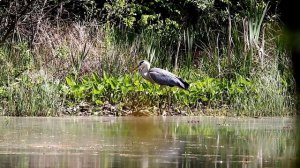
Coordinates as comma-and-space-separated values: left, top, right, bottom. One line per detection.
131, 60, 150, 72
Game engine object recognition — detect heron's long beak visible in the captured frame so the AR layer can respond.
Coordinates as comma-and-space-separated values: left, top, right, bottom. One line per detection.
130, 65, 139, 72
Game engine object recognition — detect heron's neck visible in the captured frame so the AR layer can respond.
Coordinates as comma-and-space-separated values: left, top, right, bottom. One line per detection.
139, 66, 150, 78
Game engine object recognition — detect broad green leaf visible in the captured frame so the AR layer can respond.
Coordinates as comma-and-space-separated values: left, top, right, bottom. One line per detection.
66, 77, 76, 87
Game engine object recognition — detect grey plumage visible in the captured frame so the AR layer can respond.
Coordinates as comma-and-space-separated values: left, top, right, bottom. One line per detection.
135, 60, 189, 90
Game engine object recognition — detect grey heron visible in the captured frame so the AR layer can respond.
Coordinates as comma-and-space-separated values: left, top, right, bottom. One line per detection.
132, 60, 190, 115
132, 60, 190, 90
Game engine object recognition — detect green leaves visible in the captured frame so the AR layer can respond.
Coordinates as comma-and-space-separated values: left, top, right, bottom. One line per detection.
63, 73, 262, 111
248, 1, 269, 46
66, 77, 76, 87
0, 86, 5, 97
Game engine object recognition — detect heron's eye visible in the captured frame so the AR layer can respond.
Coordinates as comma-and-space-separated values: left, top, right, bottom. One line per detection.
139, 61, 144, 66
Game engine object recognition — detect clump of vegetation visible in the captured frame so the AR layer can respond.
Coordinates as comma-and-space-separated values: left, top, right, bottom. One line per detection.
0, 43, 63, 116
1, 70, 62, 116
0, 0, 295, 116
63, 69, 293, 116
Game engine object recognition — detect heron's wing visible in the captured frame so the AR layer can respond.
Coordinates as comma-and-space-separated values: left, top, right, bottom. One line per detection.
150, 68, 177, 77
148, 68, 181, 87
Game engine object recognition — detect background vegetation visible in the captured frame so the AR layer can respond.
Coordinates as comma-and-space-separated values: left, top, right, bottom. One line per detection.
0, 0, 295, 116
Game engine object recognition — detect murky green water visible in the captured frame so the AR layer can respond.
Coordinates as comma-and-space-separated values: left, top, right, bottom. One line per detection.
0, 116, 296, 168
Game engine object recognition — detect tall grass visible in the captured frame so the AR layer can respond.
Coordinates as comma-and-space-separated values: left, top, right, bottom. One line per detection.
0, 43, 63, 116
3, 71, 62, 116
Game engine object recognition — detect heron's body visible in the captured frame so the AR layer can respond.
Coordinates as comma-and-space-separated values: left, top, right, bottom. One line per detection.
136, 60, 189, 90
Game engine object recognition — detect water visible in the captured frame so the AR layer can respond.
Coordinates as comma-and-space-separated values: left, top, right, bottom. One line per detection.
0, 116, 295, 168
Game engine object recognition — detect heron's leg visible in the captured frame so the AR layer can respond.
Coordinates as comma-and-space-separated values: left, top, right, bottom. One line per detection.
167, 88, 171, 112
169, 88, 173, 112
160, 86, 167, 115
164, 87, 169, 113
157, 86, 163, 115
158, 94, 162, 115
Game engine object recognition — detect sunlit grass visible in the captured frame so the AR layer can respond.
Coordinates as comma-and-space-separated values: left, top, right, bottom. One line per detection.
1, 70, 63, 116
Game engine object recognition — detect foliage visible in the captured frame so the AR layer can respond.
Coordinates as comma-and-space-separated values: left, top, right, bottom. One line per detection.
0, 71, 62, 116
0, 43, 63, 116
102, 0, 277, 32
63, 71, 293, 116
0, 43, 33, 85
0, 0, 294, 116
0, 0, 279, 46
0, 0, 99, 44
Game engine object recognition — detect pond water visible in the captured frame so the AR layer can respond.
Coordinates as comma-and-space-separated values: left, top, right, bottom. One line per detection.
0, 116, 296, 168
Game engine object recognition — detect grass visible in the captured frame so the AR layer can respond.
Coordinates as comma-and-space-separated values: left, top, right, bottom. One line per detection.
0, 4, 295, 116
0, 69, 63, 116
0, 42, 63, 116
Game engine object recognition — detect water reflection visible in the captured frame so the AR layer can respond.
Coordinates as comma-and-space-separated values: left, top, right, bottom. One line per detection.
0, 116, 295, 168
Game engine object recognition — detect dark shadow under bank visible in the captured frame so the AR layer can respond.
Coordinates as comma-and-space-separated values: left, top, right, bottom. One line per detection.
279, 0, 300, 167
